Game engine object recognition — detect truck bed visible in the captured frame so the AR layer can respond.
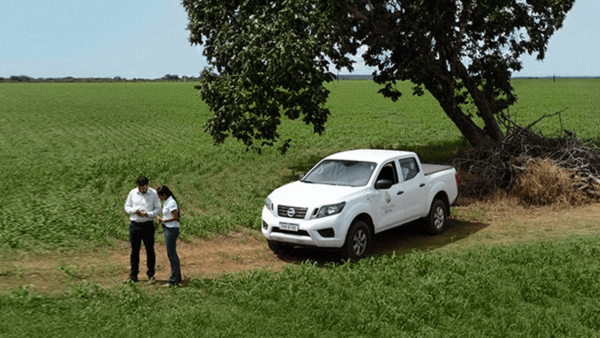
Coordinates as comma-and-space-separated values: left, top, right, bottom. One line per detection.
422, 163, 454, 176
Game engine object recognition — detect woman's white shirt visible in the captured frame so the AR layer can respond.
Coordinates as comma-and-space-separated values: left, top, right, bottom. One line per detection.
162, 196, 180, 228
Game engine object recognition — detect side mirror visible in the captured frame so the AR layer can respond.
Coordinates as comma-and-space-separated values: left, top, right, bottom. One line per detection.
375, 179, 393, 190
299, 173, 306, 180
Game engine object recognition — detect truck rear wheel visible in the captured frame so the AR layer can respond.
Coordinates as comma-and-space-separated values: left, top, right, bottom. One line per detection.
424, 199, 447, 235
340, 220, 370, 260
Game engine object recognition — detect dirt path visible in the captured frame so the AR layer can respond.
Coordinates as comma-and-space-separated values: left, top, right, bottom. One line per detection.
1, 201, 599, 294
0, 229, 282, 294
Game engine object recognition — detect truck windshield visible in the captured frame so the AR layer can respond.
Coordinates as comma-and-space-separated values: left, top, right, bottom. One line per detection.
302, 160, 376, 187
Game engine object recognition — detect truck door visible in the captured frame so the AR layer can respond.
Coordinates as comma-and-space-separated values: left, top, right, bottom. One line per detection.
372, 161, 404, 232
398, 157, 427, 220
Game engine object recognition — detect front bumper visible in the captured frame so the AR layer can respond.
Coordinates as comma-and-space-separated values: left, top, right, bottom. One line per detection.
261, 207, 346, 248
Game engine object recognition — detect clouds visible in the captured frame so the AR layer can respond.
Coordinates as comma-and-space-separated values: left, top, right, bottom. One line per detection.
348, 46, 377, 75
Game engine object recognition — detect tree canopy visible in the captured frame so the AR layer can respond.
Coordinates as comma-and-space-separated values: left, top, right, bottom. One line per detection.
183, 0, 575, 152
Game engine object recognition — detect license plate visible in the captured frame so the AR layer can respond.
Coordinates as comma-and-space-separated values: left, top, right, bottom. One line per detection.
279, 222, 299, 232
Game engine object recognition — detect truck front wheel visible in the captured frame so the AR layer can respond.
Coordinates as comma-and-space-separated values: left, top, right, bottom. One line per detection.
340, 220, 370, 260
424, 199, 447, 235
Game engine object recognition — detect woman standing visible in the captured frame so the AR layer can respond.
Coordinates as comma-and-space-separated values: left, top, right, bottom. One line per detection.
156, 185, 181, 287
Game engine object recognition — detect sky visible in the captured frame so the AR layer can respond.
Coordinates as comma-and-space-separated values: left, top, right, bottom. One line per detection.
1, 0, 598, 79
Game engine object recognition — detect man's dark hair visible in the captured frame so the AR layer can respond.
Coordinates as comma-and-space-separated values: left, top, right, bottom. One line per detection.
136, 175, 149, 187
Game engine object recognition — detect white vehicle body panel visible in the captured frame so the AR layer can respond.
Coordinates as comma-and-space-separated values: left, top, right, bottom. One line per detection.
261, 149, 458, 250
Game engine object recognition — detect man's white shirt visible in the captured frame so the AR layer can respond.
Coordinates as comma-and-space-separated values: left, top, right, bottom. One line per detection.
124, 187, 161, 222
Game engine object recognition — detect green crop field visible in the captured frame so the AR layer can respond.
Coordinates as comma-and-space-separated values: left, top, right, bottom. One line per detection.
2, 237, 600, 337
1, 79, 599, 336
1, 79, 598, 250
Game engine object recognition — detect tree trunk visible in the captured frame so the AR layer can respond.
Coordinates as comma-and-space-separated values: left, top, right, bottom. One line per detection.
429, 88, 496, 148
454, 62, 506, 144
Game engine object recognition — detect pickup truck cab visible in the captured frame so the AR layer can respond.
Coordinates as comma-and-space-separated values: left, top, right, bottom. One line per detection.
261, 149, 459, 259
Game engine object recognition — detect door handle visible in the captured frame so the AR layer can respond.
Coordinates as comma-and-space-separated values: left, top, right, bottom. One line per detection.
397, 191, 404, 195
419, 183, 425, 187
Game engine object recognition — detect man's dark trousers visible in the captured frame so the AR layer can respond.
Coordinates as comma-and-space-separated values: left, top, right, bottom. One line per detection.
129, 221, 156, 278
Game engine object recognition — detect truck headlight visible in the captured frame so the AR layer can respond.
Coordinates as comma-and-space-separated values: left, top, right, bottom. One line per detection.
265, 198, 274, 213
316, 202, 346, 218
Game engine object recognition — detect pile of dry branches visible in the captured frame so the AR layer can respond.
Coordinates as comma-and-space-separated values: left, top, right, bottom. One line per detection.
452, 111, 600, 205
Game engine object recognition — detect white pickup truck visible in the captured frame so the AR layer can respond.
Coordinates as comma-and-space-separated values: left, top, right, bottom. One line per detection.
261, 149, 459, 259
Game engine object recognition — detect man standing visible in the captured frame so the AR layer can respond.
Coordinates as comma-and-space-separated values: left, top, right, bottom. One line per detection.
124, 175, 161, 283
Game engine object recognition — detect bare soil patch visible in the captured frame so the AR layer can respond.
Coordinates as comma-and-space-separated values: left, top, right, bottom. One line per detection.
1, 201, 599, 294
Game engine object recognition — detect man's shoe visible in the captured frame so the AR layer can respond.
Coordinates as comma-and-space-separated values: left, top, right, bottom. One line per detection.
162, 282, 178, 288
148, 276, 156, 285
124, 276, 138, 284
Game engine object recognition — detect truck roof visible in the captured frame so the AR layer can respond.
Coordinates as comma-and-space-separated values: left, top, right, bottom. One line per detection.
324, 149, 415, 165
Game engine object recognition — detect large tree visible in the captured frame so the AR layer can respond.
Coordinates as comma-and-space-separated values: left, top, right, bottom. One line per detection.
183, 0, 575, 152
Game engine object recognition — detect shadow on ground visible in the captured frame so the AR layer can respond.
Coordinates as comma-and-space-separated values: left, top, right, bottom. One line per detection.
273, 218, 489, 266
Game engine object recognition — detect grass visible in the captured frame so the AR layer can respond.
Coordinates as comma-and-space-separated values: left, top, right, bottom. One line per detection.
1, 79, 600, 336
511, 79, 600, 139
1, 236, 599, 337
1, 79, 598, 250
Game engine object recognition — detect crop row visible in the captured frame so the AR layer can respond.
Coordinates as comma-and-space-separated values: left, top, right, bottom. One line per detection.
2, 236, 599, 336
0, 79, 598, 249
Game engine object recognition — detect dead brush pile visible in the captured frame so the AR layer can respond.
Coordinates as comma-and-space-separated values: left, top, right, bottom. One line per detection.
452, 111, 600, 206
511, 159, 588, 205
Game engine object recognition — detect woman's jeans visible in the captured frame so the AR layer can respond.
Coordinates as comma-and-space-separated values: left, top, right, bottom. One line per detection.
163, 226, 181, 285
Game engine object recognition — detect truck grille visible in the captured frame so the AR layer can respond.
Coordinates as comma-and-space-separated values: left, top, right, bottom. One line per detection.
277, 205, 308, 219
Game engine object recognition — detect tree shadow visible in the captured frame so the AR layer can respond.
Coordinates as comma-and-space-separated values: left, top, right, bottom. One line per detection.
272, 218, 489, 266
281, 138, 471, 185
280, 153, 324, 183
370, 219, 489, 256
368, 138, 471, 164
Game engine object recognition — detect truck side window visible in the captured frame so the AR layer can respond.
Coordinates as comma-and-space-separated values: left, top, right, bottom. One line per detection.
376, 162, 398, 184
399, 158, 420, 181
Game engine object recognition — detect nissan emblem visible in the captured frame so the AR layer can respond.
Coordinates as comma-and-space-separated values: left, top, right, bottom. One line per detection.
287, 208, 296, 217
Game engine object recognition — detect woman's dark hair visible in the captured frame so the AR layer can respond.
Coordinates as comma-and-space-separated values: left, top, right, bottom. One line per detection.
157, 185, 181, 220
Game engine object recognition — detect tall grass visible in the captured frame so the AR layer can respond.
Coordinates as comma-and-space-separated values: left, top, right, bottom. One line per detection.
2, 236, 599, 336
1, 79, 599, 249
